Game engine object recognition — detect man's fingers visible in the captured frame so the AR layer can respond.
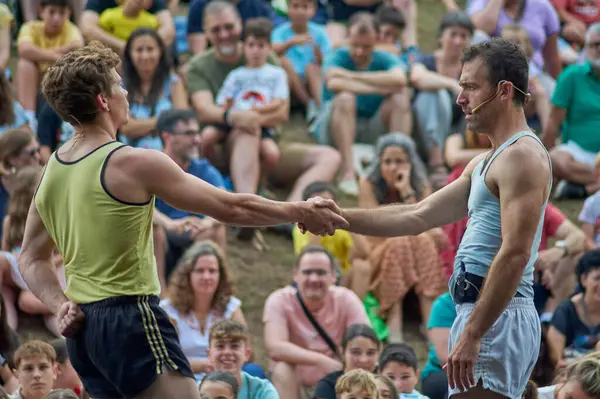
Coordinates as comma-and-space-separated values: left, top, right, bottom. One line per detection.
446, 358, 455, 390
467, 360, 476, 388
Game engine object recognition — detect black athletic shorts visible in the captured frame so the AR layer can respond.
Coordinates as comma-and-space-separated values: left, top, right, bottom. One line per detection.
66, 295, 194, 398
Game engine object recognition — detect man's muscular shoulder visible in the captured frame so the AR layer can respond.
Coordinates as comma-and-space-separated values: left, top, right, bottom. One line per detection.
489, 136, 550, 196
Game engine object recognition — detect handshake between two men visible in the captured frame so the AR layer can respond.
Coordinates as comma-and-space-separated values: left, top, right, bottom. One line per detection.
298, 196, 349, 236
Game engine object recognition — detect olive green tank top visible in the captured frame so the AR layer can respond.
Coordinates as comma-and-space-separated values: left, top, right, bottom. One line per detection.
35, 141, 160, 304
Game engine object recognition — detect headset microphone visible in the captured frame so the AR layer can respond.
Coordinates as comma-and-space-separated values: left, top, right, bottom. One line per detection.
466, 80, 532, 114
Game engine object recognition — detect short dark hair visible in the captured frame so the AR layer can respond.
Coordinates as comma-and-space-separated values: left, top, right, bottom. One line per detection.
576, 250, 600, 292
375, 4, 405, 31
296, 245, 336, 270
461, 38, 529, 105
378, 343, 418, 371
200, 371, 239, 397
41, 0, 69, 8
302, 182, 336, 201
156, 109, 197, 134
438, 11, 474, 38
348, 12, 378, 34
341, 324, 380, 353
244, 17, 273, 42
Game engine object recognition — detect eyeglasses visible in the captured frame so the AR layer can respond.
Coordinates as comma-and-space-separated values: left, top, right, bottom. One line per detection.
208, 23, 235, 36
589, 41, 600, 49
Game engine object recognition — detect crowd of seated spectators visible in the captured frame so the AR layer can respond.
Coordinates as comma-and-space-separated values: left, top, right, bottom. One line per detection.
0, 0, 599, 397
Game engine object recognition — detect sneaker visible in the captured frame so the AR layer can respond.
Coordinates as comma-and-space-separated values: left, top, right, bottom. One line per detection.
306, 99, 318, 123
553, 180, 587, 200
338, 179, 359, 197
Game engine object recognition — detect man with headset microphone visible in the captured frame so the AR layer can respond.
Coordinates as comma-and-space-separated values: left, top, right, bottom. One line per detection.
302, 38, 550, 399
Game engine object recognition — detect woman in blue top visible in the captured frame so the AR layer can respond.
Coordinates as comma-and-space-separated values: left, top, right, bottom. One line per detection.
120, 28, 188, 151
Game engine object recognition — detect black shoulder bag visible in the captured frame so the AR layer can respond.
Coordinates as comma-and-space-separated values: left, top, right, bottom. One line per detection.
296, 290, 342, 361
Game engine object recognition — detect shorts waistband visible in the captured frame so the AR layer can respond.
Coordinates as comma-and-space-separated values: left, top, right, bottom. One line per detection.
79, 295, 159, 309
456, 296, 534, 312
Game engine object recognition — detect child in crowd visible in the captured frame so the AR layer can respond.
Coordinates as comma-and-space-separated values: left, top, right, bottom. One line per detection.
500, 24, 551, 132
207, 320, 278, 399
271, 0, 331, 122
204, 18, 287, 174
374, 5, 409, 62
373, 375, 399, 399
43, 390, 78, 399
377, 344, 430, 399
2, 166, 64, 338
578, 154, 600, 250
16, 0, 83, 119
48, 340, 82, 397
99, 0, 159, 42
335, 369, 378, 399
12, 340, 57, 399
199, 371, 239, 399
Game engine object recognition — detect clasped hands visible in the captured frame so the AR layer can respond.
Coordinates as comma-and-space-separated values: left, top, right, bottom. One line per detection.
298, 196, 349, 236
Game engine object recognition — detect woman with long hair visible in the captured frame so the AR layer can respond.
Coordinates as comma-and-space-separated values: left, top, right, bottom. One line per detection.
1, 165, 64, 338
120, 27, 188, 151
0, 128, 41, 330
160, 241, 262, 382
410, 11, 474, 189
358, 133, 448, 343
0, 73, 35, 136
314, 324, 381, 399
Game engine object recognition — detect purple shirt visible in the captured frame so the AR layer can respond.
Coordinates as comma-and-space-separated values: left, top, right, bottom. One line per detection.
468, 0, 560, 69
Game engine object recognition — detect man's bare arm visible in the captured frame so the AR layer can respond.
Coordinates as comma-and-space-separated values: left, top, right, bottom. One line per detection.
156, 10, 176, 46
541, 106, 565, 149
264, 320, 332, 366
19, 201, 69, 315
190, 91, 226, 125
350, 67, 407, 89
341, 155, 482, 237
326, 78, 391, 95
79, 11, 126, 53
122, 149, 342, 228
463, 143, 550, 340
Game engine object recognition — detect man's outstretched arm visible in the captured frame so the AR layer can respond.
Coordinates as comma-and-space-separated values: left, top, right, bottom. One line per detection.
339, 155, 482, 237
462, 144, 550, 340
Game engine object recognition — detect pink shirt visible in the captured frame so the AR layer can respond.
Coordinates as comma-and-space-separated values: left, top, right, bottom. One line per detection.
263, 285, 370, 386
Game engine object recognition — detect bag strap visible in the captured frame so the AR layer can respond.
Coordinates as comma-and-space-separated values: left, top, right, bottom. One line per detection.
296, 290, 342, 360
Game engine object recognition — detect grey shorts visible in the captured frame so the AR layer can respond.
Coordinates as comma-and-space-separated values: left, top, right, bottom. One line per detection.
312, 100, 387, 146
448, 297, 541, 399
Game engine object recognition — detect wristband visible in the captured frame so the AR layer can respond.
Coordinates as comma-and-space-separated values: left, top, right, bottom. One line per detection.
223, 108, 232, 127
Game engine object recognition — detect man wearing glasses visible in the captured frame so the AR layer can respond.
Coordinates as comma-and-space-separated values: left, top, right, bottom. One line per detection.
152, 109, 227, 294
543, 22, 600, 199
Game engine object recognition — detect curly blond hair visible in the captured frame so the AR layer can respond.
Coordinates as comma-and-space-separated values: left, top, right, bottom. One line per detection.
167, 241, 234, 316
41, 41, 121, 125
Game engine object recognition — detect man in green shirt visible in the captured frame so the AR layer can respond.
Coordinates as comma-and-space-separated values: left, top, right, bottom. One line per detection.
543, 23, 600, 199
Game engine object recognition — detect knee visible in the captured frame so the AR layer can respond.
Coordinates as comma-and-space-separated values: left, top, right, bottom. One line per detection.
313, 146, 342, 173
352, 259, 372, 279
261, 143, 281, 171
549, 150, 574, 174
201, 126, 221, 144
386, 90, 412, 113
210, 224, 227, 250
332, 91, 356, 113
270, 361, 297, 385
18, 290, 47, 314
17, 58, 38, 74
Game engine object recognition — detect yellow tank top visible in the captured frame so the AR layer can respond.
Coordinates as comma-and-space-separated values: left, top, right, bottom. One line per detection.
35, 141, 160, 304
